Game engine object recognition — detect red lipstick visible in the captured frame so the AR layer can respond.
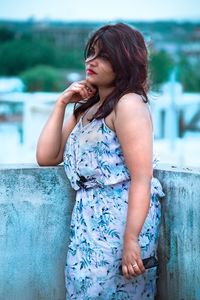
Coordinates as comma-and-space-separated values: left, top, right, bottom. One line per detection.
87, 68, 96, 75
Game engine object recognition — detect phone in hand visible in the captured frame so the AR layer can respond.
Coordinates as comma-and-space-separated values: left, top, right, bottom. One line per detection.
119, 256, 158, 274
142, 256, 158, 269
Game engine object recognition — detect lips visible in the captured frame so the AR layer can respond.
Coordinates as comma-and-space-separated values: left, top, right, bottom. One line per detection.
87, 68, 96, 75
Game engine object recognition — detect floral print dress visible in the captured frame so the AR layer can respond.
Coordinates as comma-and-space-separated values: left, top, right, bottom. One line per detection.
63, 109, 165, 300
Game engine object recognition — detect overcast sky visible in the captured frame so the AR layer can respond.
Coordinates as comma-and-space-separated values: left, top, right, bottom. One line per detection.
1, 0, 200, 22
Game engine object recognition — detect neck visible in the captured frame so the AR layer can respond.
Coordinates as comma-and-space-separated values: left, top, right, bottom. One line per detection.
98, 86, 115, 104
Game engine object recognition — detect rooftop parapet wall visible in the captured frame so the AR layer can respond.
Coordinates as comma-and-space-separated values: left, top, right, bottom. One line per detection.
0, 164, 199, 300
154, 164, 200, 300
0, 165, 75, 300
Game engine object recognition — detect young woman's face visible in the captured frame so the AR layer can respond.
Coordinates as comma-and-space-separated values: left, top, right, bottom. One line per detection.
85, 42, 116, 88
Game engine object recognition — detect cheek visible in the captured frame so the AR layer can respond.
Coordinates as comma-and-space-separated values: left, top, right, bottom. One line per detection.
109, 70, 116, 82
102, 66, 116, 79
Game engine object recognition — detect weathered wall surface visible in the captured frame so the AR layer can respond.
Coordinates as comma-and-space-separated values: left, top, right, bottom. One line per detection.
0, 164, 200, 300
0, 165, 75, 300
154, 165, 200, 300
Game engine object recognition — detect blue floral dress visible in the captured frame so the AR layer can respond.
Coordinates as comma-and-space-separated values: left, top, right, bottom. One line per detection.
63, 109, 165, 300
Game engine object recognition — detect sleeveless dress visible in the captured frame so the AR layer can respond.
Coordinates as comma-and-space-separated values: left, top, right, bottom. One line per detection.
63, 109, 165, 300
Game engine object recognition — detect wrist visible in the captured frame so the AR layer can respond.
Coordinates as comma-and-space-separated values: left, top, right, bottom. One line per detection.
56, 96, 70, 108
124, 230, 139, 243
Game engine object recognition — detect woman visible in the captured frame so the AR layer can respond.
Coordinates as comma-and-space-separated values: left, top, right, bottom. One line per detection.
36, 23, 165, 299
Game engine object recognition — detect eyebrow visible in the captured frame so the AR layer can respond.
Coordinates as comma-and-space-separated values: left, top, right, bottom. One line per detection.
88, 44, 99, 56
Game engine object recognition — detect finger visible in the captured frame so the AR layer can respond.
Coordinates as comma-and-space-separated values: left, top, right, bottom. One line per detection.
82, 87, 96, 99
79, 86, 89, 99
85, 85, 93, 93
73, 83, 87, 90
71, 82, 86, 91
84, 86, 96, 99
70, 82, 96, 100
137, 259, 145, 273
76, 80, 87, 85
76, 80, 96, 93
74, 85, 93, 99
79, 88, 88, 99
72, 86, 88, 99
132, 263, 142, 276
127, 264, 136, 277
88, 84, 97, 91
85, 86, 96, 96
122, 265, 130, 280
85, 81, 97, 92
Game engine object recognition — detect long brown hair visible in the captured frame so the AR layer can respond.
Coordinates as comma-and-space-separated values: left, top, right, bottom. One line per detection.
74, 22, 149, 121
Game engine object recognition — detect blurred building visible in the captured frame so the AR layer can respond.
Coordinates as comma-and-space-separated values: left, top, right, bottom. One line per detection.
0, 77, 25, 93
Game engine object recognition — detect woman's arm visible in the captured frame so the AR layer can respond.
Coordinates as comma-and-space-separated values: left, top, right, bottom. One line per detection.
36, 81, 96, 166
113, 93, 153, 279
36, 102, 76, 166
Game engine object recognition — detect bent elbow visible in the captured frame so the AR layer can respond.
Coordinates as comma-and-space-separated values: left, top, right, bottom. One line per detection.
36, 152, 62, 167
36, 156, 49, 167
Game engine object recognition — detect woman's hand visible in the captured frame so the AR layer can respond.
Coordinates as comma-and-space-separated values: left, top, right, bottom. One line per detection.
122, 236, 145, 279
57, 80, 97, 107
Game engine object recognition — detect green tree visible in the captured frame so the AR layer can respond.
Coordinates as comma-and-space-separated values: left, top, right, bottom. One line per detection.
149, 50, 175, 88
59, 50, 84, 70
177, 56, 200, 92
0, 39, 58, 75
0, 37, 84, 75
20, 65, 66, 92
0, 26, 15, 42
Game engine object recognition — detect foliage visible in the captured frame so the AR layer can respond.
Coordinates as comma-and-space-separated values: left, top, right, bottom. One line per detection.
0, 26, 15, 42
0, 21, 200, 91
0, 39, 59, 75
149, 50, 175, 88
0, 37, 84, 76
20, 65, 66, 92
58, 50, 84, 70
177, 56, 200, 92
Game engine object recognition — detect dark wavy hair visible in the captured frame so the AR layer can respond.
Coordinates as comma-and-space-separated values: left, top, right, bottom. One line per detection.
74, 22, 149, 121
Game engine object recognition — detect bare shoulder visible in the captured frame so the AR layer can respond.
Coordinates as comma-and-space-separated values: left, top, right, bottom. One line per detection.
116, 93, 148, 113
113, 93, 153, 130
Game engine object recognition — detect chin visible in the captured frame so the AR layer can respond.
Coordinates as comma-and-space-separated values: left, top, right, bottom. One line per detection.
86, 76, 98, 85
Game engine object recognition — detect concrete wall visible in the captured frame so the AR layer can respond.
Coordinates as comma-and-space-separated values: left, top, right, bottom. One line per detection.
0, 165, 75, 300
0, 164, 199, 300
154, 165, 200, 300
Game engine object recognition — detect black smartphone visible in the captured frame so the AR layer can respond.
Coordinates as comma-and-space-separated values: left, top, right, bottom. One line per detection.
119, 256, 158, 274
142, 256, 158, 269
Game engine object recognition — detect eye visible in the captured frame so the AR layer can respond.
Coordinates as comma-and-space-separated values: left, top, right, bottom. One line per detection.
87, 47, 96, 58
98, 53, 109, 60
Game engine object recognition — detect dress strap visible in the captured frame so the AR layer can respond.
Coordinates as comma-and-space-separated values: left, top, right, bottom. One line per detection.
81, 107, 91, 119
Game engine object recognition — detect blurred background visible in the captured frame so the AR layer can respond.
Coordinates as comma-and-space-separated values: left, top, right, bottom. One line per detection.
0, 0, 200, 167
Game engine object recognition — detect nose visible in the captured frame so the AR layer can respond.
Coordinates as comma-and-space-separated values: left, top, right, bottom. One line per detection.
85, 55, 98, 65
